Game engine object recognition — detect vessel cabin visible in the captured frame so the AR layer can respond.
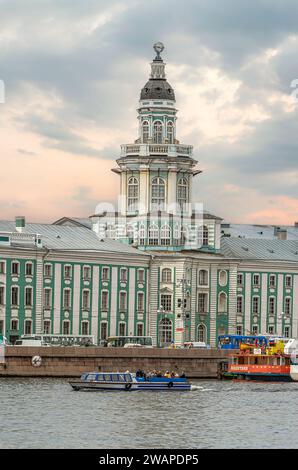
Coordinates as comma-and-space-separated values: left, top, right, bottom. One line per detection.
231, 355, 291, 366
81, 372, 133, 382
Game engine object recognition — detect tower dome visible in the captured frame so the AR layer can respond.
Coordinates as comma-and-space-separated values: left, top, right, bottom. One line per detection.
140, 42, 175, 101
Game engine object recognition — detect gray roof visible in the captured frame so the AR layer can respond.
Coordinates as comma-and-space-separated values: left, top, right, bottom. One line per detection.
53, 217, 92, 229
0, 221, 147, 255
221, 237, 298, 262
221, 223, 298, 240
140, 79, 175, 101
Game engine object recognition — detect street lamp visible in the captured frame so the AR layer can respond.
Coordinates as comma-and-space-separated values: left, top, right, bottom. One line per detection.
176, 276, 191, 345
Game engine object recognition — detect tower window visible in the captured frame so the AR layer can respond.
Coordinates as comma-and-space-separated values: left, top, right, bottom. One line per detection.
167, 121, 174, 144
177, 177, 188, 210
153, 121, 163, 144
151, 177, 165, 211
160, 224, 171, 245
142, 121, 149, 143
148, 224, 159, 246
127, 177, 139, 212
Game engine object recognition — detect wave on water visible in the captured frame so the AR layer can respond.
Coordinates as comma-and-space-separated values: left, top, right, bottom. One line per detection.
190, 385, 214, 392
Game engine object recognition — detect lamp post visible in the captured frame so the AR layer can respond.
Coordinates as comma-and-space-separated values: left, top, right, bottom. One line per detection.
277, 311, 285, 337
157, 305, 165, 348
176, 276, 191, 346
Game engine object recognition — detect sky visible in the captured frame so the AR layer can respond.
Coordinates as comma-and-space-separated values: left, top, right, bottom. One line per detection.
0, 0, 298, 224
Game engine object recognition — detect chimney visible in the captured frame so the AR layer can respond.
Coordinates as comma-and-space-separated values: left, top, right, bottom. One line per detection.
295, 222, 298, 228
15, 216, 25, 233
276, 228, 287, 240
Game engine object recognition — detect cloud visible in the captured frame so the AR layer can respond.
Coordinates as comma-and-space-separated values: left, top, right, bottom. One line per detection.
0, 0, 297, 223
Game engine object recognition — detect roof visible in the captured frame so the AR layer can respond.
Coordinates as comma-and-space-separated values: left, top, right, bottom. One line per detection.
53, 217, 92, 229
221, 223, 298, 240
221, 237, 298, 262
140, 79, 175, 101
0, 221, 148, 255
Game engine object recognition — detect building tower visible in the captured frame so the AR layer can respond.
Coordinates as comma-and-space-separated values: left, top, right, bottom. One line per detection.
91, 43, 221, 252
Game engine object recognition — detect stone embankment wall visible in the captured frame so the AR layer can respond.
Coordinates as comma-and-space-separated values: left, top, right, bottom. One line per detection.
0, 347, 229, 378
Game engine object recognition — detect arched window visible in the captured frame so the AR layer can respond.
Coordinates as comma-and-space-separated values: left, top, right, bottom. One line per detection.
177, 177, 188, 210
148, 224, 159, 246
142, 121, 149, 143
151, 177, 165, 210
198, 324, 207, 343
167, 121, 174, 143
173, 224, 181, 244
218, 292, 227, 313
138, 223, 145, 245
153, 121, 163, 144
160, 224, 171, 245
127, 176, 139, 212
158, 318, 172, 347
161, 268, 172, 283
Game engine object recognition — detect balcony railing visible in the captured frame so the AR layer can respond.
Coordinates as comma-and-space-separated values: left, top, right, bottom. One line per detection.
120, 143, 193, 158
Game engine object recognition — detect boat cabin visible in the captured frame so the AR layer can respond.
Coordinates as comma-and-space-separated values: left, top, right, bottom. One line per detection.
231, 355, 291, 367
81, 372, 133, 382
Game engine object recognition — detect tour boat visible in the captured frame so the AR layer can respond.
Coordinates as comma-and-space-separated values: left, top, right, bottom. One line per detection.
221, 340, 293, 382
69, 372, 191, 391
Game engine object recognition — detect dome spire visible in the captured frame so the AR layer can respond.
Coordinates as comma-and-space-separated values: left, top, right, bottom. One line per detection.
153, 42, 165, 61
150, 42, 166, 79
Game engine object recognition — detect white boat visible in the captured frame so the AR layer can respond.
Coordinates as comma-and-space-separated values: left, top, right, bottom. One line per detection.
285, 339, 298, 382
290, 364, 298, 382
69, 372, 191, 391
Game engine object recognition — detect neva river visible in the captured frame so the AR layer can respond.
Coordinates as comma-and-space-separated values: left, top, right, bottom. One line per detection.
1, 378, 298, 449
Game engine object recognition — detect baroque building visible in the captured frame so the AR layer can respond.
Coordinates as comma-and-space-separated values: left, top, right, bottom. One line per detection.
1, 44, 298, 346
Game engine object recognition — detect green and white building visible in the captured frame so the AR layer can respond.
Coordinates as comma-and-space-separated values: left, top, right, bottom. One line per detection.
1, 44, 298, 346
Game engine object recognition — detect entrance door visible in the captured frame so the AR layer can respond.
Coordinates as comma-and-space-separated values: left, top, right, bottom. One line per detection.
158, 318, 172, 347
10, 335, 19, 344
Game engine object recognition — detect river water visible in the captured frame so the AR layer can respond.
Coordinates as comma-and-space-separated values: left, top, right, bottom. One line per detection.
0, 378, 297, 449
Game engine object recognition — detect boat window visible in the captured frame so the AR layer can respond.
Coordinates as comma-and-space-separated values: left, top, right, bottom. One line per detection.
86, 374, 96, 381
118, 374, 125, 382
111, 374, 118, 382
104, 374, 112, 381
125, 374, 131, 382
96, 374, 104, 381
81, 373, 88, 380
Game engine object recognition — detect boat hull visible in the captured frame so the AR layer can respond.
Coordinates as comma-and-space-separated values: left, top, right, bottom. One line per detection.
69, 380, 191, 391
223, 372, 292, 382
224, 363, 292, 382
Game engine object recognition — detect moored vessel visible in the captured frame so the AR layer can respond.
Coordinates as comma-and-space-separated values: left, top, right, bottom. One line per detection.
221, 338, 294, 382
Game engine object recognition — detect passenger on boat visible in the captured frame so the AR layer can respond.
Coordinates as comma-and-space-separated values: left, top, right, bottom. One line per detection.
164, 371, 171, 378
136, 369, 147, 378
180, 372, 186, 378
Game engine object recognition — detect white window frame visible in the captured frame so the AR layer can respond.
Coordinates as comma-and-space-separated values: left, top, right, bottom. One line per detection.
101, 290, 109, 310
25, 262, 33, 277
11, 261, 20, 276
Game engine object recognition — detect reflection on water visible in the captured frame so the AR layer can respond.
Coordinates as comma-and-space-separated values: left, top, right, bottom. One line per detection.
0, 378, 298, 449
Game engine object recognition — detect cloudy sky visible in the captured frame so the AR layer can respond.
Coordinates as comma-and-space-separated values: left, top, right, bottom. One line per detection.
0, 0, 298, 224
